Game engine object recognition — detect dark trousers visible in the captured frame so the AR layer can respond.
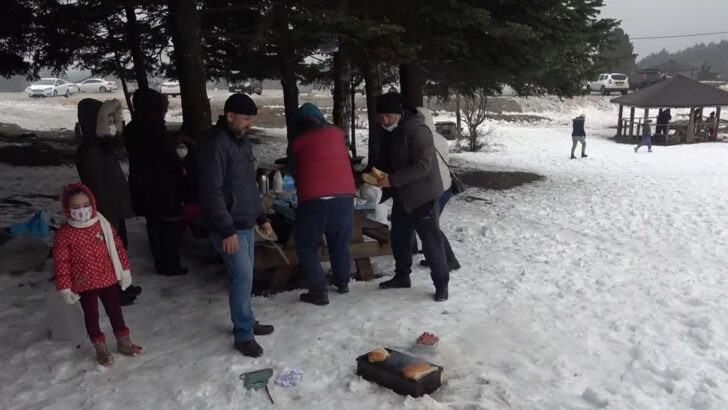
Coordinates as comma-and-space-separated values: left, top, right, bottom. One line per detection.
79, 284, 129, 343
116, 219, 128, 249
295, 197, 354, 293
392, 199, 449, 288
146, 218, 183, 275
412, 188, 457, 263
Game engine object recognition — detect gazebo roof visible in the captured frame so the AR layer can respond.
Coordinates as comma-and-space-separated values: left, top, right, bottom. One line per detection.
649, 59, 697, 72
611, 76, 728, 108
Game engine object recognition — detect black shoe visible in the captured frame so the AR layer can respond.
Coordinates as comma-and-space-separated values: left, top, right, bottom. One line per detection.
253, 321, 274, 336
448, 259, 461, 271
120, 292, 137, 306
419, 260, 429, 267
434, 287, 449, 302
300, 291, 329, 306
379, 276, 411, 289
234, 339, 263, 358
125, 285, 142, 297
581, 154, 588, 158
333, 282, 350, 294
570, 155, 577, 159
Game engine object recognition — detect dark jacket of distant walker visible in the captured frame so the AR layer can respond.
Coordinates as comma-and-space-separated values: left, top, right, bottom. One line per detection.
75, 102, 134, 224
197, 116, 266, 239
572, 118, 586, 137
374, 109, 444, 212
123, 94, 184, 219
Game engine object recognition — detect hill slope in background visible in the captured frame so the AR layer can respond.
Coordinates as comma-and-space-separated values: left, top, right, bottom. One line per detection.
638, 40, 728, 79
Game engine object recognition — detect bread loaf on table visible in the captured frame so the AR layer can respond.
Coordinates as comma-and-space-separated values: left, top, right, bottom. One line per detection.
368, 347, 390, 363
401, 362, 438, 380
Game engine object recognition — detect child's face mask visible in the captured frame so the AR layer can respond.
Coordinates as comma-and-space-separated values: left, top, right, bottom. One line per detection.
70, 206, 93, 223
176, 146, 189, 159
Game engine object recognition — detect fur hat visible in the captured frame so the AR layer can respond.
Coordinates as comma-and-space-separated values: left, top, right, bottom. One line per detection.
96, 99, 124, 137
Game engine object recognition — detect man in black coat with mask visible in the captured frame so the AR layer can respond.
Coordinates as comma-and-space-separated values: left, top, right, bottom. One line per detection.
372, 93, 450, 301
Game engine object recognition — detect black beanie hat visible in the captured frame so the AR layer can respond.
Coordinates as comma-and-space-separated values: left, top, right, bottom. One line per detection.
376, 92, 403, 114
77, 98, 103, 137
224, 93, 258, 115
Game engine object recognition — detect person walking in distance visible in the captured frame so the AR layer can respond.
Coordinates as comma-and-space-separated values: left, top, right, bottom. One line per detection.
571, 113, 587, 159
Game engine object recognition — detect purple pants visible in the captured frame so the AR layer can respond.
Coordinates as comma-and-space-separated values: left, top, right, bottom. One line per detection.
79, 284, 129, 343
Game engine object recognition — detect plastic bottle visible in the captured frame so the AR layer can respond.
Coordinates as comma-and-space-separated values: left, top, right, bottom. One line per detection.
272, 170, 283, 192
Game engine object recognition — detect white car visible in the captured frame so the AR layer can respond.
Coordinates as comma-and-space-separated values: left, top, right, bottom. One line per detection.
587, 73, 630, 96
160, 81, 181, 97
27, 78, 79, 98
76, 78, 118, 93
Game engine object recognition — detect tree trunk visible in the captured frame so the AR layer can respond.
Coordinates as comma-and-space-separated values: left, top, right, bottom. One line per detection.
124, 5, 149, 89
115, 58, 134, 115
363, 60, 382, 169
332, 49, 352, 144
273, 5, 298, 140
399, 62, 425, 108
350, 83, 356, 157
168, 0, 211, 140
455, 93, 461, 138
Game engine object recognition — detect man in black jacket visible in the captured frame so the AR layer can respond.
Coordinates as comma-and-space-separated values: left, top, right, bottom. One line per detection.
373, 93, 450, 301
198, 94, 274, 357
123, 89, 186, 277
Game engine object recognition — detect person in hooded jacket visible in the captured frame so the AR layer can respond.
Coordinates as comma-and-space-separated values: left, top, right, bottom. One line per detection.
53, 183, 143, 366
75, 98, 141, 305
372, 93, 450, 302
416, 107, 460, 272
123, 89, 186, 276
287, 103, 356, 306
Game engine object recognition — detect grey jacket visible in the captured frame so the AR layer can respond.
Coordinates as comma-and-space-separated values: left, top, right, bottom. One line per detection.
198, 117, 265, 238
418, 107, 452, 191
376, 109, 444, 212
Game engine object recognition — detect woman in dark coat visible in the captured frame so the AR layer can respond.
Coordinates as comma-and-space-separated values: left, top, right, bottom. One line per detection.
123, 89, 187, 276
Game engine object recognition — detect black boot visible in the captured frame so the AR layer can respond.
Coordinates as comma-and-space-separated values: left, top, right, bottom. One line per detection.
332, 282, 350, 294
300, 291, 330, 306
120, 291, 137, 306
419, 260, 429, 267
125, 285, 142, 297
570, 155, 577, 159
253, 321, 274, 336
581, 153, 588, 158
234, 339, 263, 358
379, 275, 411, 289
434, 286, 449, 302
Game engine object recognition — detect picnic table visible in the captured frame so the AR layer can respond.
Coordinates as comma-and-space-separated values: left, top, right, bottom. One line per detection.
253, 197, 392, 293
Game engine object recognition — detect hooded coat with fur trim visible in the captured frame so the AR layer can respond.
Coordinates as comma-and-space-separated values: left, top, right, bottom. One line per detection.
53, 183, 130, 293
75, 98, 134, 224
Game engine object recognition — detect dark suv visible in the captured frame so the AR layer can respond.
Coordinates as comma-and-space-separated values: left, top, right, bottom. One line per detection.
629, 69, 663, 90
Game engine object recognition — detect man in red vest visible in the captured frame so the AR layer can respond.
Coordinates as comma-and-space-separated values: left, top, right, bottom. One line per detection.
288, 103, 356, 306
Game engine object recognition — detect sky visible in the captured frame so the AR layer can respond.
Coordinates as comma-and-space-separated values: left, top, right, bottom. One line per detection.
599, 0, 728, 59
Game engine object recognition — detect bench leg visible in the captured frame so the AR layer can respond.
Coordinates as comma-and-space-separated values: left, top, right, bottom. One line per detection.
267, 266, 293, 293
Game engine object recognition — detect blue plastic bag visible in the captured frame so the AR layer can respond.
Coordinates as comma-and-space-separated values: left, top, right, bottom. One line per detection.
10, 211, 49, 239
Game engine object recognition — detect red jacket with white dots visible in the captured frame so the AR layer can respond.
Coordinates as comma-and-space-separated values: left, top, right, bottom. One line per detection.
53, 183, 130, 294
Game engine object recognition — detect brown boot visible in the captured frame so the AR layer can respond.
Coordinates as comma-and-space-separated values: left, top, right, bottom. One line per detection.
116, 334, 144, 357
93, 341, 114, 367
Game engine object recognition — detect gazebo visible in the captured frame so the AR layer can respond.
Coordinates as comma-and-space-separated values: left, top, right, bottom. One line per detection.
611, 76, 728, 144
649, 59, 698, 78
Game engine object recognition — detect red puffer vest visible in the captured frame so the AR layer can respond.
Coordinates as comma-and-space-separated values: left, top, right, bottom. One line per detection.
291, 126, 355, 204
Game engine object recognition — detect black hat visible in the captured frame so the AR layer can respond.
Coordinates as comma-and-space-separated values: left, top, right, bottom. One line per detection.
224, 93, 257, 115
376, 92, 403, 114
77, 98, 103, 137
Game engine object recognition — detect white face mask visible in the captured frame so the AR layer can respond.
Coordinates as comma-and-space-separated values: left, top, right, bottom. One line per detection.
108, 124, 117, 137
381, 122, 398, 132
176, 147, 189, 159
70, 206, 93, 223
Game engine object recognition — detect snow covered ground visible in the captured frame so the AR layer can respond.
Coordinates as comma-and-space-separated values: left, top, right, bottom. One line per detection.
1, 95, 728, 409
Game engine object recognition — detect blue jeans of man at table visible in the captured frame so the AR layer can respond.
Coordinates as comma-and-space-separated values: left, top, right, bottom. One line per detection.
392, 199, 449, 287
295, 197, 354, 293
209, 229, 255, 343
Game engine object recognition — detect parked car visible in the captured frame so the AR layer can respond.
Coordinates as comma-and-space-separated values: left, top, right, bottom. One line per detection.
27, 78, 79, 98
587, 73, 629, 95
228, 79, 263, 95
628, 69, 663, 90
435, 121, 460, 140
76, 78, 118, 93
160, 80, 181, 97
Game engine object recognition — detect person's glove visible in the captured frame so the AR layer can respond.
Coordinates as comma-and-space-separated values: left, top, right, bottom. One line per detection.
120, 270, 132, 291
59, 288, 80, 304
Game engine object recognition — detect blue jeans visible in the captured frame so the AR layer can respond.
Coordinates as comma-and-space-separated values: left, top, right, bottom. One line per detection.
209, 229, 255, 343
295, 197, 353, 293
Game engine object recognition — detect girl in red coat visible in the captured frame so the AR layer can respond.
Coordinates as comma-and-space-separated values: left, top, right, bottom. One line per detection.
53, 183, 143, 366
